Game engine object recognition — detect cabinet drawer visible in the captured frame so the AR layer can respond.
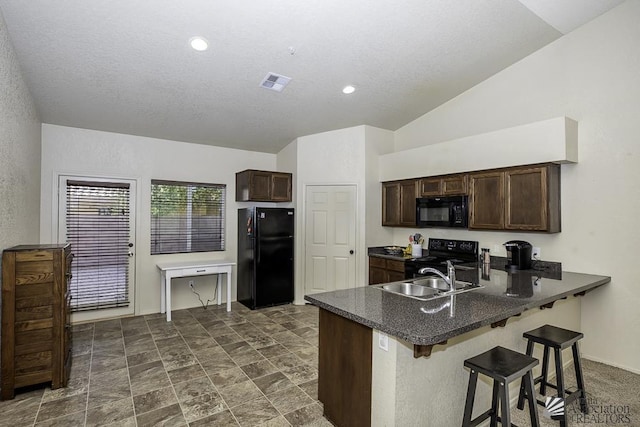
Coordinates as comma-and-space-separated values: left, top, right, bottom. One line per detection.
15, 305, 53, 322
369, 257, 386, 268
15, 318, 54, 332
15, 351, 52, 375
16, 282, 53, 299
386, 260, 405, 273
16, 251, 53, 262
182, 267, 218, 276
15, 261, 54, 285
15, 328, 53, 347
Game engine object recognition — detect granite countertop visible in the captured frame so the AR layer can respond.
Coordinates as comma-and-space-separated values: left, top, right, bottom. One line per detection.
368, 246, 416, 261
304, 267, 610, 346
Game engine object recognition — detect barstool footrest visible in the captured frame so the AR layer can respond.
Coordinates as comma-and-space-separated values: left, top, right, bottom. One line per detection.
468, 408, 493, 427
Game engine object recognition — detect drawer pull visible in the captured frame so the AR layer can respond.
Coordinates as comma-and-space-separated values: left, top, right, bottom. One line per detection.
196, 269, 206, 273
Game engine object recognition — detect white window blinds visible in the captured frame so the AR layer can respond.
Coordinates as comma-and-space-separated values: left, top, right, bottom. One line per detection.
65, 180, 131, 311
151, 180, 226, 255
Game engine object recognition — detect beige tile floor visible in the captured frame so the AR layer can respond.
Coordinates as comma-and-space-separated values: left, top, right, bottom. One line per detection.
0, 302, 332, 427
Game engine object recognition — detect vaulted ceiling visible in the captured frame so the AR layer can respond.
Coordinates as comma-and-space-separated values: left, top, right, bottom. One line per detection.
0, 0, 624, 153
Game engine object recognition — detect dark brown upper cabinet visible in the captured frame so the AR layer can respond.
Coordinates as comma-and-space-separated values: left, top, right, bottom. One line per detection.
419, 174, 467, 197
469, 164, 560, 232
236, 170, 292, 202
382, 180, 418, 227
469, 171, 505, 229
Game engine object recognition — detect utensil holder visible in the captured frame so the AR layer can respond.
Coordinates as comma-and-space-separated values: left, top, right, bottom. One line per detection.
411, 244, 422, 257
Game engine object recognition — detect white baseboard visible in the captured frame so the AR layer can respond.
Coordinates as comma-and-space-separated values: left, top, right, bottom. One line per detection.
582, 354, 640, 375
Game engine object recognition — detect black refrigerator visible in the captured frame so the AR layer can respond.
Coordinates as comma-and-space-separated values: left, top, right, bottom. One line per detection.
237, 207, 294, 309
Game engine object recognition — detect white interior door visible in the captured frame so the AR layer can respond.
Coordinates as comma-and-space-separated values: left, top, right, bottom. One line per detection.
305, 185, 357, 294
58, 175, 136, 322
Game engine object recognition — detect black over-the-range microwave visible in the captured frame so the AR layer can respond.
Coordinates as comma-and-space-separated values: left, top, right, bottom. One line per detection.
416, 195, 468, 228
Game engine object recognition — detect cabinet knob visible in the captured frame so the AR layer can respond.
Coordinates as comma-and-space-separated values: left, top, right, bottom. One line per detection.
350, 250, 354, 255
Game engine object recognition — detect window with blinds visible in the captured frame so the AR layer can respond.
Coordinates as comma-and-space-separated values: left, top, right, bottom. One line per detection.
66, 181, 131, 311
151, 180, 226, 254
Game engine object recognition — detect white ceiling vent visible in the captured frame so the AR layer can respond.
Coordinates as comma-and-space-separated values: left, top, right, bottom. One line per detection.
260, 73, 292, 92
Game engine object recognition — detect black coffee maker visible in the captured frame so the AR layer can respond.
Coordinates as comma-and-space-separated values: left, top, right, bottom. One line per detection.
503, 240, 532, 271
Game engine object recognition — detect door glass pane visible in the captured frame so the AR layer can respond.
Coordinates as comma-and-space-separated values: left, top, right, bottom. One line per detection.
66, 181, 131, 311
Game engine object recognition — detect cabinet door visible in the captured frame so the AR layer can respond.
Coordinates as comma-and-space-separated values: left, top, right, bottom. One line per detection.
271, 173, 292, 201
505, 166, 549, 231
419, 178, 442, 196
368, 267, 387, 285
249, 171, 272, 200
469, 172, 505, 229
399, 180, 418, 227
382, 183, 401, 226
442, 174, 467, 195
387, 270, 405, 282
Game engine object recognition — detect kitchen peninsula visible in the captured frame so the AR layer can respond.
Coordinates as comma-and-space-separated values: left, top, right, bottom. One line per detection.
305, 266, 610, 427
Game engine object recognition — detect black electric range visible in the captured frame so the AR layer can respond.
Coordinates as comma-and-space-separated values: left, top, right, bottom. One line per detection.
405, 238, 479, 281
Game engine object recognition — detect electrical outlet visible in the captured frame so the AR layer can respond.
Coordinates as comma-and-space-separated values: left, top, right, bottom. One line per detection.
188, 280, 194, 288
532, 247, 541, 260
378, 333, 389, 352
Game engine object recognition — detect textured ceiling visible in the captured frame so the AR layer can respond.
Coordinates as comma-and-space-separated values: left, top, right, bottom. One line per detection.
0, 0, 624, 153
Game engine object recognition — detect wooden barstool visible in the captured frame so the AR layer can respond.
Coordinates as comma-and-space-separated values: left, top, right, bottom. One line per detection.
463, 346, 539, 427
516, 325, 588, 427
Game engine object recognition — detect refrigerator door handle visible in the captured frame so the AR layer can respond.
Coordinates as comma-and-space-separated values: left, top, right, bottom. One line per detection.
256, 237, 260, 264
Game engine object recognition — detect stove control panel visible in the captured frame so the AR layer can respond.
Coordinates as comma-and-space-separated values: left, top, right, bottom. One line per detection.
428, 238, 478, 257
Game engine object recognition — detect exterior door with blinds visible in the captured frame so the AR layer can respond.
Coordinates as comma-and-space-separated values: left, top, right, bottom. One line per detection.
58, 176, 136, 322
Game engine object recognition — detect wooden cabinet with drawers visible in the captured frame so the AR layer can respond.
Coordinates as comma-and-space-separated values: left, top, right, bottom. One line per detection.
1, 244, 72, 400
236, 169, 292, 202
419, 174, 467, 197
368, 256, 406, 285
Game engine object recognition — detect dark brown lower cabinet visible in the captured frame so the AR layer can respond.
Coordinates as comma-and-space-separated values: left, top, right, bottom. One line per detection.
1, 244, 72, 400
369, 256, 406, 285
318, 308, 372, 427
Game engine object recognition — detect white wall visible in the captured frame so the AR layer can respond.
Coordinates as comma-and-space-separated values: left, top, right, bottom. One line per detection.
276, 139, 301, 301
40, 124, 276, 315
0, 9, 41, 253
389, 1, 640, 373
364, 126, 395, 248
292, 126, 368, 300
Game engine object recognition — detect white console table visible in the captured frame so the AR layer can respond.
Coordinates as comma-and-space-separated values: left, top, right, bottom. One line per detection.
157, 259, 235, 322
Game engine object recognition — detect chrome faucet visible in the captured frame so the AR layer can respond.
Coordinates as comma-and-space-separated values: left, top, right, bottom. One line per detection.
418, 261, 456, 292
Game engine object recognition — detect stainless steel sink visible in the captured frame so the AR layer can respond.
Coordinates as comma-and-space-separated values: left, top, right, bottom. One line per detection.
373, 278, 483, 301
380, 282, 441, 298
410, 277, 450, 291
411, 277, 477, 292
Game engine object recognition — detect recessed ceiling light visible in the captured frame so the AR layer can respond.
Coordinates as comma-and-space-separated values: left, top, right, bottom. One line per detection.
342, 85, 355, 94
189, 36, 209, 51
